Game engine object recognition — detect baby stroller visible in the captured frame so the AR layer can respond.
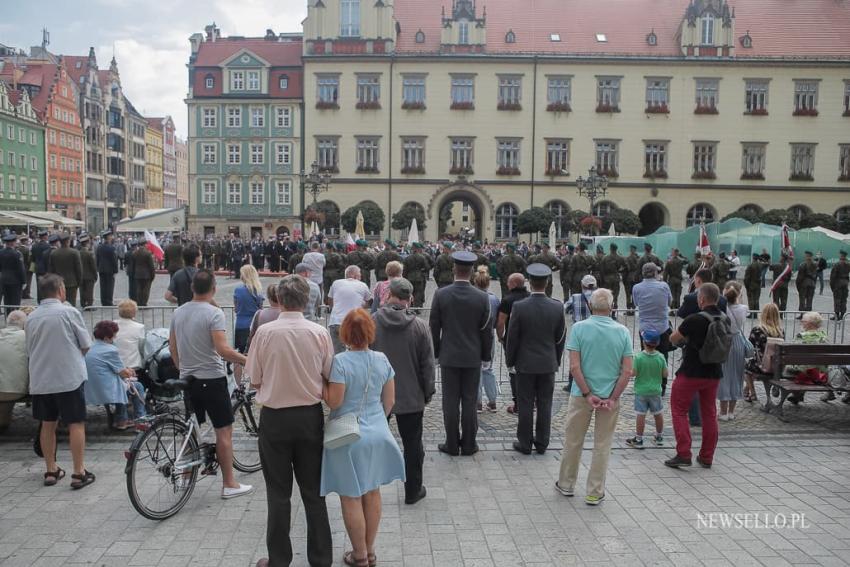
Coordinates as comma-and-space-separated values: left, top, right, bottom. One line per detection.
139, 328, 181, 408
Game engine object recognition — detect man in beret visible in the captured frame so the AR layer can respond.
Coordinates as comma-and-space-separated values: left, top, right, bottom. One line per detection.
17, 235, 32, 300
663, 248, 686, 310
433, 241, 455, 289
599, 243, 626, 310
528, 243, 559, 297
0, 233, 26, 314
624, 244, 641, 314
497, 243, 527, 298
375, 239, 402, 283
569, 242, 595, 298
323, 241, 346, 302
287, 240, 306, 273
31, 230, 52, 303
830, 250, 850, 321
770, 253, 793, 312
78, 234, 98, 309
347, 239, 375, 289
796, 250, 817, 316
403, 242, 433, 308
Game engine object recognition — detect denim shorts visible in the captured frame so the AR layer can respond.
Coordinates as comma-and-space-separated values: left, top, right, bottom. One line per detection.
634, 395, 664, 415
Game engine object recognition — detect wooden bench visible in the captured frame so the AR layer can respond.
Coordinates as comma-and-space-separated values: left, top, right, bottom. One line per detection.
747, 343, 850, 421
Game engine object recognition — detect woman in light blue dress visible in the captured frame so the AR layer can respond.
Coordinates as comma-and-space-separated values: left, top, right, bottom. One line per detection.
321, 308, 404, 567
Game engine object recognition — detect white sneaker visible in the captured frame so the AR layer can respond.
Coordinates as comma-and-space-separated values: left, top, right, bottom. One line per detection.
222, 483, 254, 500
728, 413, 736, 420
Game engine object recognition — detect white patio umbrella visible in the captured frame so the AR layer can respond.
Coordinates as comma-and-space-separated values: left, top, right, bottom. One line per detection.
608, 221, 616, 236
548, 221, 557, 249
408, 218, 420, 244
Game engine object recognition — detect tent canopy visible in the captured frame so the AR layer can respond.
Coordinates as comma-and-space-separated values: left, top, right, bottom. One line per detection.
0, 210, 52, 227
17, 210, 85, 227
115, 208, 186, 233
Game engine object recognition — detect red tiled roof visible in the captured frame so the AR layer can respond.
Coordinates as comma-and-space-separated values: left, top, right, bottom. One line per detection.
393, 0, 850, 59
194, 38, 302, 67
146, 117, 164, 129
18, 64, 55, 114
63, 55, 90, 83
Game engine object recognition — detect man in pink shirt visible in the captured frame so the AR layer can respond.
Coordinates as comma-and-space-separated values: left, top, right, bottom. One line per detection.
246, 274, 334, 567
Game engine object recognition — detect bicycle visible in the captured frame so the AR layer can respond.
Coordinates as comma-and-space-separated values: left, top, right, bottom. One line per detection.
124, 376, 261, 520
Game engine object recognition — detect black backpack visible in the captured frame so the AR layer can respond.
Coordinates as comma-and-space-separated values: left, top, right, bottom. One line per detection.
697, 311, 733, 364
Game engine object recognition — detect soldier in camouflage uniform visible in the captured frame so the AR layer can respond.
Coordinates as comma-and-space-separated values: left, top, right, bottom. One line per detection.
592, 245, 605, 283
796, 250, 818, 314
375, 239, 402, 282
623, 244, 640, 312
599, 243, 626, 309
663, 248, 686, 310
403, 242, 433, 308
288, 242, 307, 275
569, 242, 594, 296
323, 242, 346, 302
743, 255, 763, 317
528, 242, 559, 297
830, 250, 850, 320
472, 241, 489, 275
712, 253, 730, 291
433, 242, 455, 288
347, 239, 376, 289
559, 245, 573, 300
636, 242, 663, 277
770, 253, 793, 312
497, 242, 527, 298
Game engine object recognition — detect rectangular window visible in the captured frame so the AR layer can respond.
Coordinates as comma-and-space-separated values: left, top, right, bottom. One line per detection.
546, 76, 571, 111
645, 78, 670, 112
19, 155, 25, 169
745, 80, 769, 114
316, 138, 339, 172
202, 107, 217, 128
401, 137, 425, 173
205, 77, 214, 89
695, 78, 720, 112
31, 179, 37, 195
49, 130, 56, 144
250, 144, 264, 165
741, 143, 767, 180
450, 75, 475, 108
340, 0, 361, 37
8, 152, 14, 167
498, 76, 522, 109
18, 128, 24, 143
790, 143, 816, 180
595, 141, 619, 177
844, 82, 850, 115
644, 142, 668, 177
202, 143, 217, 165
401, 75, 426, 108
250, 107, 265, 128
250, 180, 264, 205
227, 107, 242, 128
839, 145, 850, 181
793, 80, 819, 115
545, 139, 569, 175
275, 143, 291, 166
356, 137, 379, 172
9, 177, 15, 193
693, 142, 717, 179
227, 182, 241, 205
6, 125, 13, 139
458, 22, 469, 45
275, 106, 291, 128
317, 75, 340, 107
275, 180, 292, 205
701, 18, 714, 45
30, 156, 37, 171
496, 139, 520, 173
51, 155, 57, 168
356, 75, 381, 108
596, 77, 621, 111
1, 177, 5, 193
450, 138, 474, 173
30, 131, 36, 145
231, 71, 244, 91
247, 71, 260, 91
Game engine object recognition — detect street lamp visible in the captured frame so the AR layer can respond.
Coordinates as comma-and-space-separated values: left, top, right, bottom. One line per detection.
575, 165, 609, 215
299, 161, 332, 205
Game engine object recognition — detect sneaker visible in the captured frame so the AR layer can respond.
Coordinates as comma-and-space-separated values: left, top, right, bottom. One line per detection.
625, 437, 644, 449
585, 494, 605, 506
728, 413, 736, 420
554, 481, 574, 497
476, 403, 483, 414
506, 404, 517, 415
718, 414, 729, 422
487, 401, 497, 413
696, 455, 712, 469
664, 455, 692, 468
653, 435, 664, 446
222, 483, 254, 500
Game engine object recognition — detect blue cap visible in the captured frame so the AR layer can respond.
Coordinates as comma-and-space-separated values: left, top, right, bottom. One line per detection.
451, 251, 478, 265
2, 232, 18, 242
641, 330, 661, 345
527, 263, 552, 278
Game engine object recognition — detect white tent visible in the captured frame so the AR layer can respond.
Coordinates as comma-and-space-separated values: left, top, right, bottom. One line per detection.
115, 207, 186, 233
809, 226, 850, 242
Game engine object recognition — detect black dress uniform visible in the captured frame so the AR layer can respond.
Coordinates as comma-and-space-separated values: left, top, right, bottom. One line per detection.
131, 245, 156, 307
18, 238, 32, 299
0, 234, 26, 315
31, 231, 52, 303
96, 231, 119, 306
79, 235, 98, 309
429, 252, 493, 456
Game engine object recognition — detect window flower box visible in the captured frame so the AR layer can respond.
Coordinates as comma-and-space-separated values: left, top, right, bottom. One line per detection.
355, 101, 381, 110
450, 102, 475, 110
401, 166, 426, 174
497, 102, 522, 111
317, 165, 339, 174
315, 101, 339, 110
694, 105, 719, 115
401, 101, 426, 110
595, 103, 620, 113
643, 169, 668, 179
545, 168, 567, 176
789, 173, 814, 181
546, 102, 571, 112
792, 108, 819, 117
740, 172, 765, 180
692, 171, 717, 180
645, 104, 669, 114
450, 166, 474, 175
744, 109, 768, 116
597, 168, 618, 178
356, 166, 380, 174
497, 166, 521, 176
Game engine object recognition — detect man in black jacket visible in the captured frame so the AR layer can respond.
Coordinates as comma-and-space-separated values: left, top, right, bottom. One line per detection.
429, 251, 493, 456
31, 230, 51, 303
506, 264, 567, 455
0, 233, 26, 314
96, 230, 119, 306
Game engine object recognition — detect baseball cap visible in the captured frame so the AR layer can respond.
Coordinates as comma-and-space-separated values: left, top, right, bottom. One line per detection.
641, 330, 661, 345
581, 275, 597, 289
389, 277, 414, 300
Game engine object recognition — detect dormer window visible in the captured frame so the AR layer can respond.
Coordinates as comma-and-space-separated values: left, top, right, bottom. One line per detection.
340, 0, 360, 37
415, 30, 425, 43
647, 31, 657, 46
595, 33, 607, 43
505, 30, 516, 44
740, 31, 752, 48
205, 75, 214, 89
458, 21, 469, 45
279, 75, 288, 90
701, 17, 714, 45
550, 33, 561, 42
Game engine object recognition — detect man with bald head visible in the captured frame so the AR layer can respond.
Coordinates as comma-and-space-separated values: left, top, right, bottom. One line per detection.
496, 272, 529, 414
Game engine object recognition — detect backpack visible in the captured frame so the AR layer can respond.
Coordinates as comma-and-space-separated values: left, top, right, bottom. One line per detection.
697, 311, 733, 364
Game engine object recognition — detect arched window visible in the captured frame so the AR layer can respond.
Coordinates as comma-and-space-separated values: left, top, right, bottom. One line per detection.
415, 30, 425, 44
505, 30, 516, 44
789, 204, 811, 222
495, 203, 518, 239
592, 200, 617, 218
545, 200, 570, 239
835, 206, 850, 222
686, 203, 715, 227
313, 199, 340, 236
740, 203, 763, 215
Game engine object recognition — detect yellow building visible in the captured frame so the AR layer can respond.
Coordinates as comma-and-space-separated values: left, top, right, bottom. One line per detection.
144, 122, 164, 209
302, 0, 850, 241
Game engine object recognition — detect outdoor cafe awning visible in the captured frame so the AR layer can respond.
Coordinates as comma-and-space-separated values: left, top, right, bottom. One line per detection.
0, 210, 53, 227
14, 210, 85, 227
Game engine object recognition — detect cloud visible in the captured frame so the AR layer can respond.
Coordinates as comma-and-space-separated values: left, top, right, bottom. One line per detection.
214, 0, 306, 36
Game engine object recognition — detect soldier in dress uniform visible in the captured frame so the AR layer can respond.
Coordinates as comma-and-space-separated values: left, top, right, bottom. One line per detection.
48, 233, 83, 306
528, 242, 559, 297
569, 242, 594, 296
663, 248, 686, 310
830, 250, 850, 321
347, 239, 376, 289
796, 250, 818, 315
266, 236, 282, 272
131, 239, 157, 306
770, 253, 793, 312
96, 230, 119, 306
17, 235, 32, 300
743, 254, 763, 317
250, 236, 265, 271
497, 243, 527, 298
0, 232, 26, 314
163, 236, 184, 278
375, 239, 402, 282
433, 242, 455, 289
323, 242, 346, 301
126, 239, 138, 302
403, 242, 433, 308
623, 244, 640, 313
229, 236, 246, 278
30, 230, 52, 302
599, 243, 626, 310
288, 241, 306, 274
79, 234, 98, 309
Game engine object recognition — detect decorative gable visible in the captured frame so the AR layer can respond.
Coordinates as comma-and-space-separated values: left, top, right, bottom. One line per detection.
222, 50, 269, 68
441, 0, 487, 51
680, 0, 736, 58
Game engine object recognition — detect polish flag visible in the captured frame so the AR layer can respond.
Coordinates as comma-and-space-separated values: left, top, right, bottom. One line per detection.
697, 223, 711, 256
144, 230, 165, 262
345, 231, 357, 253
770, 224, 794, 294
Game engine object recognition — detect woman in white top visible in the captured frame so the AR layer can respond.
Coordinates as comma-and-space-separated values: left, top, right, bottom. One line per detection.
718, 281, 749, 420
114, 299, 146, 371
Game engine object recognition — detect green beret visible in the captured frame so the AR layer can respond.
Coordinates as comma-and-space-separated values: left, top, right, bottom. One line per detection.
442, 241, 453, 249
297, 242, 307, 250
841, 250, 847, 256
412, 241, 424, 249
610, 243, 618, 251
356, 239, 368, 247
506, 242, 516, 250
384, 239, 396, 247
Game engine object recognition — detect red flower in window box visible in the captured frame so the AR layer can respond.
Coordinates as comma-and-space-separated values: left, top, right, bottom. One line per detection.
546, 102, 571, 113
596, 103, 620, 113
643, 169, 668, 179
789, 173, 814, 182
497, 102, 522, 111
645, 103, 669, 114
792, 108, 819, 117
694, 105, 719, 115
317, 165, 339, 174
450, 166, 474, 175
744, 109, 768, 116
356, 166, 380, 174
315, 101, 339, 110
597, 168, 618, 178
401, 166, 426, 174
401, 101, 426, 110
692, 171, 717, 180
545, 168, 567, 176
497, 166, 521, 176
356, 101, 382, 110
740, 172, 765, 180
450, 102, 475, 110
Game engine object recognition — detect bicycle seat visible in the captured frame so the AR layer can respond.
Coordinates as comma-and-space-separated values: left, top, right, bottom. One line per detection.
163, 376, 196, 391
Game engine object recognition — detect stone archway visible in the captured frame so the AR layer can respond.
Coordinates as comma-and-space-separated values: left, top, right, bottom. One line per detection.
426, 181, 494, 242
639, 202, 668, 236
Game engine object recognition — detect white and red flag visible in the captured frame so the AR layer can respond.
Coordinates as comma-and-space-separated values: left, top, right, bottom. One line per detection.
344, 231, 357, 252
697, 222, 711, 256
144, 230, 164, 262
770, 224, 794, 294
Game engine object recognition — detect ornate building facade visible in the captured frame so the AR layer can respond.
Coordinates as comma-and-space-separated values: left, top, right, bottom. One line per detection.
175, 137, 189, 208
127, 104, 147, 215
0, 81, 46, 212
144, 121, 164, 209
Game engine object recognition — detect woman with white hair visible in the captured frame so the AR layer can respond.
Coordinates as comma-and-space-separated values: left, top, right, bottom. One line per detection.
787, 311, 828, 404
114, 299, 145, 373
0, 310, 29, 431
372, 261, 404, 313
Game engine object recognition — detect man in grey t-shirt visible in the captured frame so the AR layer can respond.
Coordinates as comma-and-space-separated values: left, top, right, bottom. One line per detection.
295, 263, 321, 321
169, 269, 253, 500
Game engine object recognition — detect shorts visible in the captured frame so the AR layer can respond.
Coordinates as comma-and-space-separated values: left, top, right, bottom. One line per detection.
32, 383, 87, 423
634, 394, 664, 416
188, 377, 234, 429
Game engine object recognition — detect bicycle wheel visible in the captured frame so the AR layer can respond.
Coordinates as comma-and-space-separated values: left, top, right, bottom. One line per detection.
232, 398, 261, 473
126, 418, 199, 520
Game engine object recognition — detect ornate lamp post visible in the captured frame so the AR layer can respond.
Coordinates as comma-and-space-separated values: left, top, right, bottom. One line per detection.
575, 165, 609, 236
300, 161, 332, 205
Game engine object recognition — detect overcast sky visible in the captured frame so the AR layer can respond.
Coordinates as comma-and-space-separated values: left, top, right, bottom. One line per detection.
1, 0, 307, 138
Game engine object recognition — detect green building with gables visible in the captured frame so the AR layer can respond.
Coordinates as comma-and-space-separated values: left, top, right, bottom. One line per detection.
0, 81, 46, 213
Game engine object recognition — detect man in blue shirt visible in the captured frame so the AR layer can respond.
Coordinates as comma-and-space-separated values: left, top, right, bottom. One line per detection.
632, 262, 673, 392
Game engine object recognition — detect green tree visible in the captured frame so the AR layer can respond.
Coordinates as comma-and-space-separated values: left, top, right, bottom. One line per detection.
516, 207, 554, 240
602, 208, 641, 235
341, 201, 386, 235
721, 208, 760, 224
391, 202, 427, 231
761, 208, 801, 229
305, 200, 340, 232
567, 209, 589, 234
799, 212, 839, 231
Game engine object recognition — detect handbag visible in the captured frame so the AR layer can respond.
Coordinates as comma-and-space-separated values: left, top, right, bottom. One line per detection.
760, 337, 784, 374
323, 352, 373, 450
739, 332, 755, 359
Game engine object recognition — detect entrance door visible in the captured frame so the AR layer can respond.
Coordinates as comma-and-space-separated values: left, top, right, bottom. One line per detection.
639, 203, 667, 236
438, 197, 482, 242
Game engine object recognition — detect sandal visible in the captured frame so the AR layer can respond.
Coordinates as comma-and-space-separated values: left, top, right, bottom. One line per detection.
70, 470, 96, 490
343, 551, 369, 567
368, 553, 377, 567
43, 467, 65, 486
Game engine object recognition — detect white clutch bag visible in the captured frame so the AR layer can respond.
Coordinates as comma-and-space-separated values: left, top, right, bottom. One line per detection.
323, 352, 372, 449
